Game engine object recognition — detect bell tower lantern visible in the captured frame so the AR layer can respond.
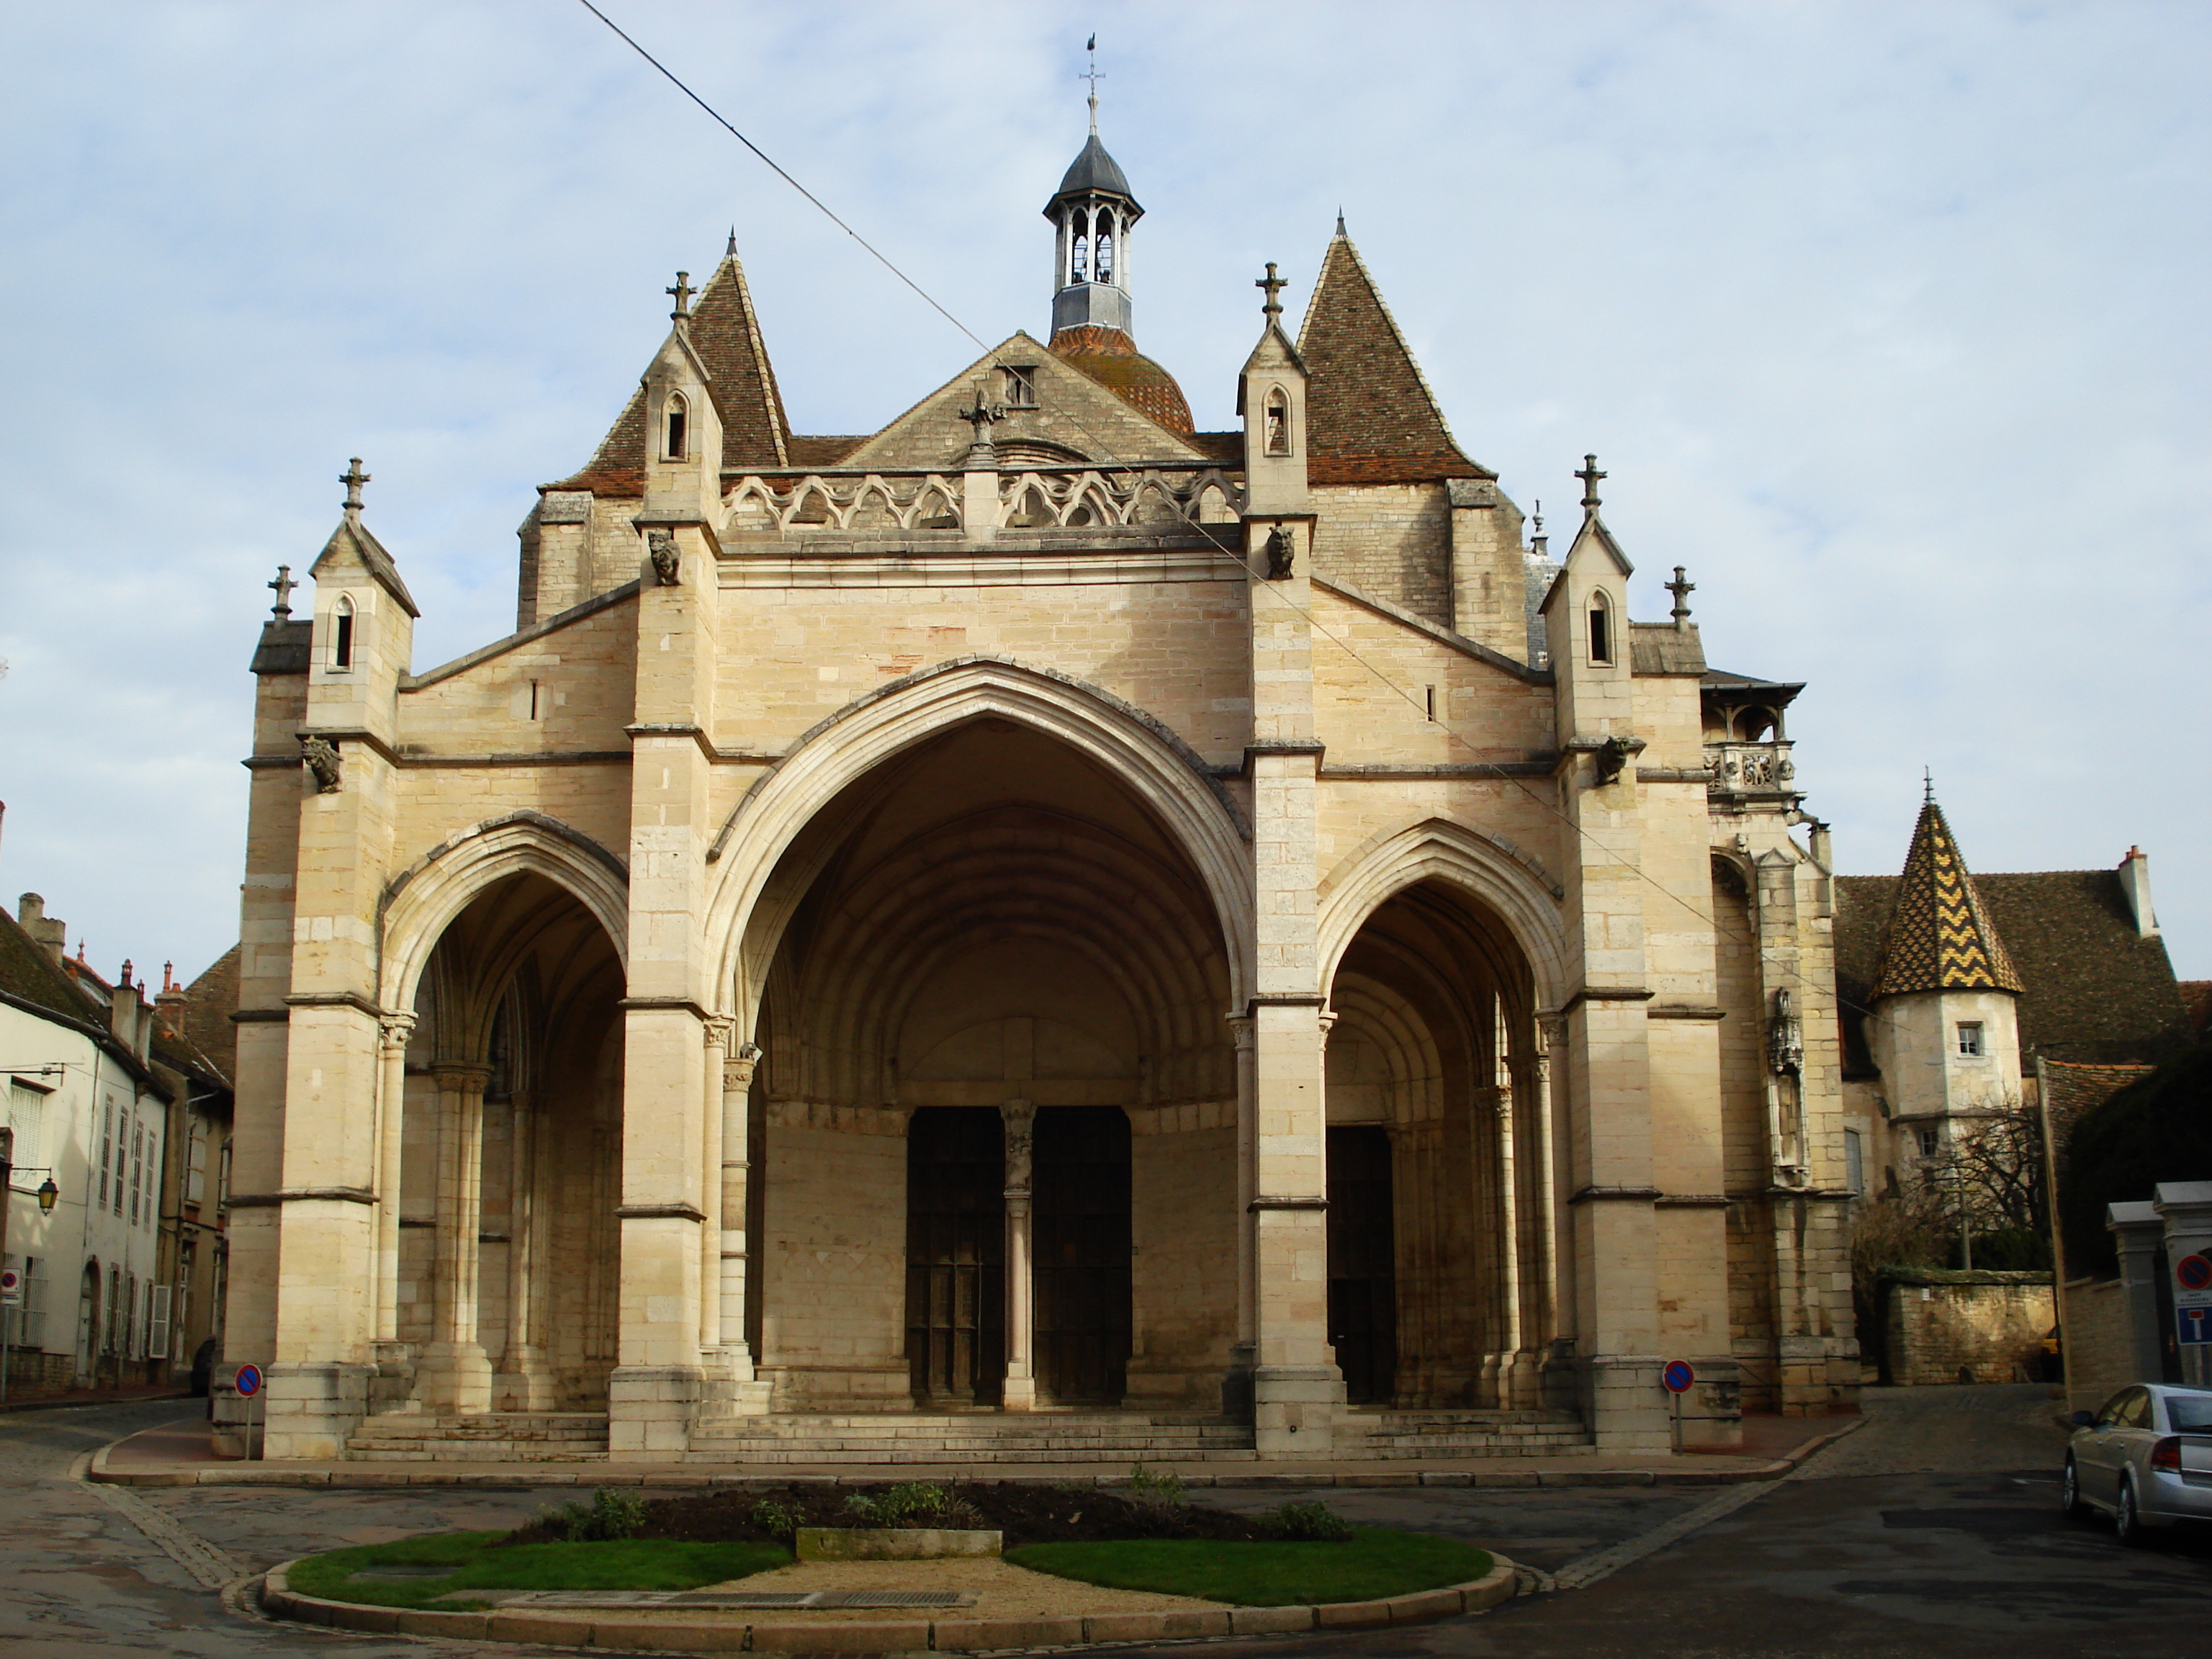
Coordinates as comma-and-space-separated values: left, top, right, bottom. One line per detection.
1045, 91, 1141, 338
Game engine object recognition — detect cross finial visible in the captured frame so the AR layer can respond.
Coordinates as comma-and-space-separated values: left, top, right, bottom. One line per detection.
1665, 565, 1696, 631
666, 270, 695, 322
1924, 767, 1936, 805
267, 564, 297, 619
1082, 35, 1102, 132
1575, 453, 1606, 513
1256, 262, 1286, 320
340, 458, 370, 516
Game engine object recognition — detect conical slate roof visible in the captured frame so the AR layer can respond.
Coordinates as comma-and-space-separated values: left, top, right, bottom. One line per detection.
565, 244, 791, 489
1873, 799, 2024, 998
1295, 230, 1490, 485
1051, 133, 1136, 205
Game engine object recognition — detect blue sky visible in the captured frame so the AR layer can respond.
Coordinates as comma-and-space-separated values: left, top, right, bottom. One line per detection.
0, 0, 2206, 985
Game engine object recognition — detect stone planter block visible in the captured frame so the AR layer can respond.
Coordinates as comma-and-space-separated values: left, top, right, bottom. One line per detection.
793, 1527, 1002, 1560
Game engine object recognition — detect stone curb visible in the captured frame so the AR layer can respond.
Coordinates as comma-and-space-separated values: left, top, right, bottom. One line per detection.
257, 1554, 1521, 1651
89, 1424, 1861, 1491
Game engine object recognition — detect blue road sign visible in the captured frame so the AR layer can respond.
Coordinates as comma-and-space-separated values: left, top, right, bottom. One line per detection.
2178, 1306, 2212, 1347
234, 1363, 264, 1398
1662, 1359, 1696, 1393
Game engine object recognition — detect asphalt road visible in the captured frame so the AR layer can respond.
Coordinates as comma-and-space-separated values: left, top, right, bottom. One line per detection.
0, 1385, 2202, 1657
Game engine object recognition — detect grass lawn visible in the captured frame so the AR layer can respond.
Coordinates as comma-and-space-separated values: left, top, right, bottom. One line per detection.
285, 1532, 790, 1610
1005, 1529, 1491, 1606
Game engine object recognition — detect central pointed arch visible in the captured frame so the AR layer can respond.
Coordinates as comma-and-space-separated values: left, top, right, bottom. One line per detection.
703, 656, 1255, 1026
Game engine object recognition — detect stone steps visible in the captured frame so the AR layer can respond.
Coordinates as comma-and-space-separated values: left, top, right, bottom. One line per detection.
346, 1412, 612, 1462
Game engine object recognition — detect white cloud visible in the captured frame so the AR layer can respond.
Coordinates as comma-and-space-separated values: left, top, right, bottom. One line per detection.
0, 0, 2205, 982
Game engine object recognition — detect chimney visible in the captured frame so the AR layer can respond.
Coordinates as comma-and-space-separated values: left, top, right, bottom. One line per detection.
156, 962, 189, 1038
17, 893, 67, 964
2118, 846, 2158, 938
111, 976, 142, 1051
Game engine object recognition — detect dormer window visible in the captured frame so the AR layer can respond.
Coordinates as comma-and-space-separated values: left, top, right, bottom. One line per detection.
1264, 388, 1290, 456
1002, 365, 1038, 408
1588, 590, 1614, 666
663, 392, 688, 461
331, 595, 355, 670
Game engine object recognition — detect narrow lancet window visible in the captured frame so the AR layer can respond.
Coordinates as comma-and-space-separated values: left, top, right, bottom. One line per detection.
1095, 230, 1114, 283
1264, 387, 1291, 456
663, 392, 688, 461
1588, 592, 1613, 665
331, 595, 355, 670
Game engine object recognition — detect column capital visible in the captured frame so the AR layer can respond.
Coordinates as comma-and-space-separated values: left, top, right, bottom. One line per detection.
701, 1013, 736, 1051
377, 1011, 418, 1050
722, 1041, 763, 1094
428, 1062, 494, 1093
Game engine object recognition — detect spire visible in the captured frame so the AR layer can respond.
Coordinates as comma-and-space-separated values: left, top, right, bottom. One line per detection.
1335, 209, 1346, 238
1046, 58, 1140, 341
568, 234, 792, 485
1872, 793, 2024, 998
1296, 230, 1490, 484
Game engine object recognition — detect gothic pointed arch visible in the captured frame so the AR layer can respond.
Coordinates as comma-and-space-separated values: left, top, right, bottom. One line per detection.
378, 811, 629, 1012
703, 656, 1255, 1026
1316, 819, 1570, 1010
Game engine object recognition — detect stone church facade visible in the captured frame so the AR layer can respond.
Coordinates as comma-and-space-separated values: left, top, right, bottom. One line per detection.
223, 126, 1858, 1462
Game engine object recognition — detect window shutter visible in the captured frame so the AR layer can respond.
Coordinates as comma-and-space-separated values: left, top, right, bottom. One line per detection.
148, 1284, 171, 1360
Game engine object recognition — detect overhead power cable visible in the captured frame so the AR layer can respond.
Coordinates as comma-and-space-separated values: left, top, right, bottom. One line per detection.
575, 0, 1911, 1058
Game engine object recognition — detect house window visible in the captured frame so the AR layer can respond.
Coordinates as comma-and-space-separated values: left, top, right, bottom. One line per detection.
662, 392, 688, 461
1588, 591, 1614, 665
1002, 365, 1038, 408
1844, 1128, 1864, 1195
99, 1099, 113, 1209
1264, 387, 1291, 456
1917, 1126, 1942, 1158
331, 595, 355, 670
1956, 1022, 1984, 1057
129, 1122, 141, 1226
6, 1082, 43, 1171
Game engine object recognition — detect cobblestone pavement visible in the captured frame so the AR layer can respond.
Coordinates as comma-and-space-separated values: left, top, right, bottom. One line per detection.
7, 1388, 2206, 1656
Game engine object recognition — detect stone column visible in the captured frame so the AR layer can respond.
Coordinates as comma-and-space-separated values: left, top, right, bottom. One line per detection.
1000, 1098, 1037, 1411
1524, 1017, 1566, 1411
369, 1012, 415, 1411
719, 1041, 768, 1410
1223, 1014, 1256, 1417
420, 1063, 493, 1413
494, 1089, 552, 1410
699, 1020, 731, 1368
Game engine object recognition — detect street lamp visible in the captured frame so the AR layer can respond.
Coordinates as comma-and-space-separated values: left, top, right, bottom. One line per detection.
36, 1177, 58, 1213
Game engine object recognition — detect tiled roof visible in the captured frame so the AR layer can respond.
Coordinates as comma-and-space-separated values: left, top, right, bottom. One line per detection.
2041, 1058, 2156, 1141
1295, 233, 1491, 486
565, 247, 792, 490
170, 943, 240, 1086
1835, 866, 2193, 1068
783, 436, 869, 469
1046, 326, 1194, 434
0, 907, 104, 1029
2180, 980, 2211, 1037
1869, 800, 2024, 998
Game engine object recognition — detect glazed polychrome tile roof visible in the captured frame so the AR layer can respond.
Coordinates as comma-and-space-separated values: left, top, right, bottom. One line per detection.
1871, 799, 2024, 998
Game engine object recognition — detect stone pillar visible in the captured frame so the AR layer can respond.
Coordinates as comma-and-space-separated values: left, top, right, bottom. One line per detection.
369, 1012, 415, 1411
1001, 1098, 1037, 1411
2156, 1183, 2212, 1386
419, 1063, 493, 1413
1246, 999, 1339, 1454
494, 1089, 552, 1410
1526, 1017, 1568, 1411
1222, 1015, 1257, 1418
717, 1040, 770, 1411
2107, 1200, 2168, 1385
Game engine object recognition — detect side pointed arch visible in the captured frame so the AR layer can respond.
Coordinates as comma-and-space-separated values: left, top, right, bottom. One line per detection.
377, 810, 629, 1012
1316, 819, 1570, 1010
703, 655, 1255, 1026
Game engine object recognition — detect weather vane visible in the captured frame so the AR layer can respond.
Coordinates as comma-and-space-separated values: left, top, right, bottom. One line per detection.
1082, 35, 1102, 132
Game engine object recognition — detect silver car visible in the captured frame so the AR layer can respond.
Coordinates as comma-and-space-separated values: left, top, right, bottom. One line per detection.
2064, 1382, 2212, 1544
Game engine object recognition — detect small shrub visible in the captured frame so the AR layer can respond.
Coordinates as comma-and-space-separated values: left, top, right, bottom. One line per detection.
932, 1496, 986, 1531
1127, 1464, 1186, 1511
750, 1498, 802, 1539
544, 1488, 647, 1542
1265, 1501, 1353, 1542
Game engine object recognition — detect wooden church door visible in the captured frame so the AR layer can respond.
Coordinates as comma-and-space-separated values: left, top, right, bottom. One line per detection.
905, 1107, 1006, 1405
1033, 1107, 1132, 1403
1327, 1124, 1398, 1404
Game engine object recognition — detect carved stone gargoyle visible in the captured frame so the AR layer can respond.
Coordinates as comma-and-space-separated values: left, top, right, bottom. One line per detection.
301, 734, 343, 793
1263, 525, 1295, 580
1593, 734, 1632, 786
647, 529, 681, 586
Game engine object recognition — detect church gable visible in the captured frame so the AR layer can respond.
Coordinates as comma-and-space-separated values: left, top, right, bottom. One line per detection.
1298, 230, 1491, 485
839, 333, 1208, 474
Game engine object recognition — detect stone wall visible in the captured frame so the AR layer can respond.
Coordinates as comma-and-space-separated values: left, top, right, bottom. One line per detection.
1883, 1269, 2054, 1385
1310, 484, 1451, 625
2058, 1275, 2135, 1416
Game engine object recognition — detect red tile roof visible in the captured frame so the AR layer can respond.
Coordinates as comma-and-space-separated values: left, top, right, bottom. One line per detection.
1047, 326, 1195, 435
1296, 233, 1491, 486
